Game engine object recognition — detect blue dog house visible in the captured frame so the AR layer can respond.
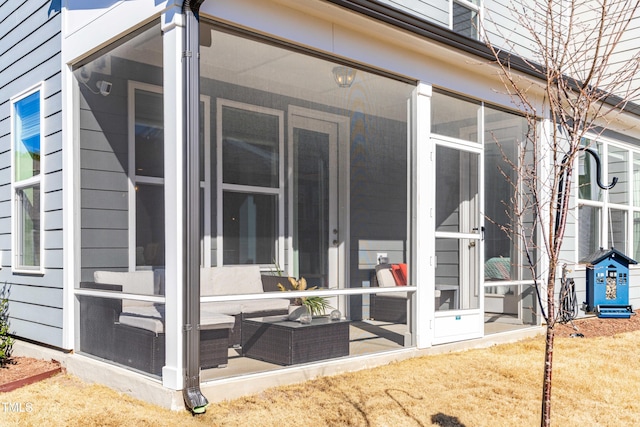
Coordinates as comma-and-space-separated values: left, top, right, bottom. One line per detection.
581, 247, 636, 318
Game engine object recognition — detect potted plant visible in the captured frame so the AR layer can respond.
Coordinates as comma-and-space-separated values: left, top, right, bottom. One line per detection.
277, 277, 332, 319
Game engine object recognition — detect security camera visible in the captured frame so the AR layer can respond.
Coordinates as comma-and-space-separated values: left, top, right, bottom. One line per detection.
96, 80, 112, 96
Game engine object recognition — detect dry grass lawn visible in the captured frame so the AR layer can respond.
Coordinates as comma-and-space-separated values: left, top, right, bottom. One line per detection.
1, 331, 639, 426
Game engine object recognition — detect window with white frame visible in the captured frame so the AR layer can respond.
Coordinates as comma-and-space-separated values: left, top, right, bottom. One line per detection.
216, 99, 284, 267
452, 0, 481, 39
129, 82, 211, 269
577, 138, 640, 262
130, 83, 165, 269
12, 88, 43, 271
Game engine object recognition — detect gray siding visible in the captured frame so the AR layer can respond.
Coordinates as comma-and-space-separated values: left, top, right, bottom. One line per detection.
483, 0, 537, 60
79, 57, 162, 282
377, 0, 449, 27
0, 1, 63, 348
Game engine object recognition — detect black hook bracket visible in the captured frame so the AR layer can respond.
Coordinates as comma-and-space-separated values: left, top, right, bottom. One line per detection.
575, 147, 618, 190
556, 146, 617, 234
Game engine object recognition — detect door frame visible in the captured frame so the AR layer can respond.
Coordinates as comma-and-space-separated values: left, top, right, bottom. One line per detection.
287, 106, 350, 294
431, 136, 485, 344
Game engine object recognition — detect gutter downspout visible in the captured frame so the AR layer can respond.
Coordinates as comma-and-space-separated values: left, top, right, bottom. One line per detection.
182, 0, 207, 414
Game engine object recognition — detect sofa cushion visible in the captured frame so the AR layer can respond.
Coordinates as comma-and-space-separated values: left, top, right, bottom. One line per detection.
200, 311, 236, 330
119, 306, 164, 334
201, 265, 263, 296
240, 298, 290, 313
200, 301, 243, 315
119, 306, 235, 334
376, 267, 397, 288
94, 270, 161, 309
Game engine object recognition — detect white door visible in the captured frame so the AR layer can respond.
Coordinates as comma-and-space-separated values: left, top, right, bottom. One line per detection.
432, 141, 484, 344
288, 108, 347, 291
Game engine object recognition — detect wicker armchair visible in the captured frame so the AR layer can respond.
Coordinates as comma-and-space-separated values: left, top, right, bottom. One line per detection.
369, 264, 408, 324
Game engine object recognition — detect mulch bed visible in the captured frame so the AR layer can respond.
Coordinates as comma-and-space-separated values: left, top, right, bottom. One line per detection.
555, 309, 640, 338
0, 357, 63, 392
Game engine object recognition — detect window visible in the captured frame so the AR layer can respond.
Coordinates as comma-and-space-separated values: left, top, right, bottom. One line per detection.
452, 0, 481, 39
577, 138, 640, 261
217, 100, 283, 267
130, 84, 165, 268
12, 88, 43, 271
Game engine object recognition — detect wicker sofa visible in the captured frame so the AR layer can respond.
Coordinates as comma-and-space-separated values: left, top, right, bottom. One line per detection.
199, 266, 291, 347
81, 270, 235, 375
79, 267, 290, 375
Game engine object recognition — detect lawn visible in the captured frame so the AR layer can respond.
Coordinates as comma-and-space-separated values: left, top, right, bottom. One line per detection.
1, 331, 638, 426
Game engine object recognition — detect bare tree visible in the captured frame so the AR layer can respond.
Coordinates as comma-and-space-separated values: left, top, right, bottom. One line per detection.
482, 1, 640, 425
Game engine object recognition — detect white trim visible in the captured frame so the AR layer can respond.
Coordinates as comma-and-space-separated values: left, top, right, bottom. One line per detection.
65, 64, 80, 351
201, 95, 212, 268
74, 288, 166, 303
10, 83, 45, 275
415, 82, 434, 349
161, 13, 185, 390
199, 285, 417, 303
221, 183, 281, 195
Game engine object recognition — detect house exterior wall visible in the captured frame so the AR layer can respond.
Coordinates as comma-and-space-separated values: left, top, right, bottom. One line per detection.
30, 0, 640, 404
0, 1, 64, 347
377, 0, 449, 27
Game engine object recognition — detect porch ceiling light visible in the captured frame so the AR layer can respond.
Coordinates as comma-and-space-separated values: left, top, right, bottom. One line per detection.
332, 66, 356, 88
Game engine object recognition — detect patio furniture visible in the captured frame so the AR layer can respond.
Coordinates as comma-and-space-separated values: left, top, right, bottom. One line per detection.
369, 264, 408, 323
113, 308, 234, 375
241, 315, 350, 365
200, 266, 291, 346
80, 267, 293, 374
81, 270, 235, 375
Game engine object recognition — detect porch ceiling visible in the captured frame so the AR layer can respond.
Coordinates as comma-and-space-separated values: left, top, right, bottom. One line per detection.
111, 22, 412, 121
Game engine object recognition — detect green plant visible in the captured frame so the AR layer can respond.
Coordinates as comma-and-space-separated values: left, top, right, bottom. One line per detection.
277, 277, 332, 316
0, 297, 13, 365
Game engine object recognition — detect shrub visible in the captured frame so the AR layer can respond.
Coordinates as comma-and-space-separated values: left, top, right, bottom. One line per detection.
0, 297, 13, 365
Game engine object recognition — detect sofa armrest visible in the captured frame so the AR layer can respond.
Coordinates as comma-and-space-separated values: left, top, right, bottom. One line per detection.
260, 275, 287, 292
80, 281, 123, 292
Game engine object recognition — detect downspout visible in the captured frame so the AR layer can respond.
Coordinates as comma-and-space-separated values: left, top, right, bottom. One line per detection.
182, 0, 207, 414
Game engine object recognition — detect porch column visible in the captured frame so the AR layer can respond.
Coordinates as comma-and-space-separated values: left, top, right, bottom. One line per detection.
161, 5, 186, 390
415, 82, 434, 349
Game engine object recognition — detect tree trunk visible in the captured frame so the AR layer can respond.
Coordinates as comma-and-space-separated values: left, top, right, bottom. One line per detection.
541, 321, 555, 426
541, 271, 556, 427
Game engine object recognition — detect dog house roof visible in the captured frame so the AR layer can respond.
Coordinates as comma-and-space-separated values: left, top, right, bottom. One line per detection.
580, 247, 638, 266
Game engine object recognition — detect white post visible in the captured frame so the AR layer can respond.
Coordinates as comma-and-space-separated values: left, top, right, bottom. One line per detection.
161, 5, 185, 390
415, 83, 434, 349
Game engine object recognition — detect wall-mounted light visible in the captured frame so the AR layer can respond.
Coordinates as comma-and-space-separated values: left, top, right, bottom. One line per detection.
96, 80, 112, 96
332, 66, 357, 88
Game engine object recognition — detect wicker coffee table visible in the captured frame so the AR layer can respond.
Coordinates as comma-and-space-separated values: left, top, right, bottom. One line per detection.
241, 315, 350, 365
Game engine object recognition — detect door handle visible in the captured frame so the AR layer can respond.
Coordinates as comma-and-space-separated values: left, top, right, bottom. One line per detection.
472, 226, 485, 240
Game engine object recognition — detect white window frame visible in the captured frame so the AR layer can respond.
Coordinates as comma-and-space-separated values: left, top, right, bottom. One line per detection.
215, 99, 285, 269
450, 0, 482, 39
128, 81, 211, 269
576, 137, 640, 263
11, 84, 45, 274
